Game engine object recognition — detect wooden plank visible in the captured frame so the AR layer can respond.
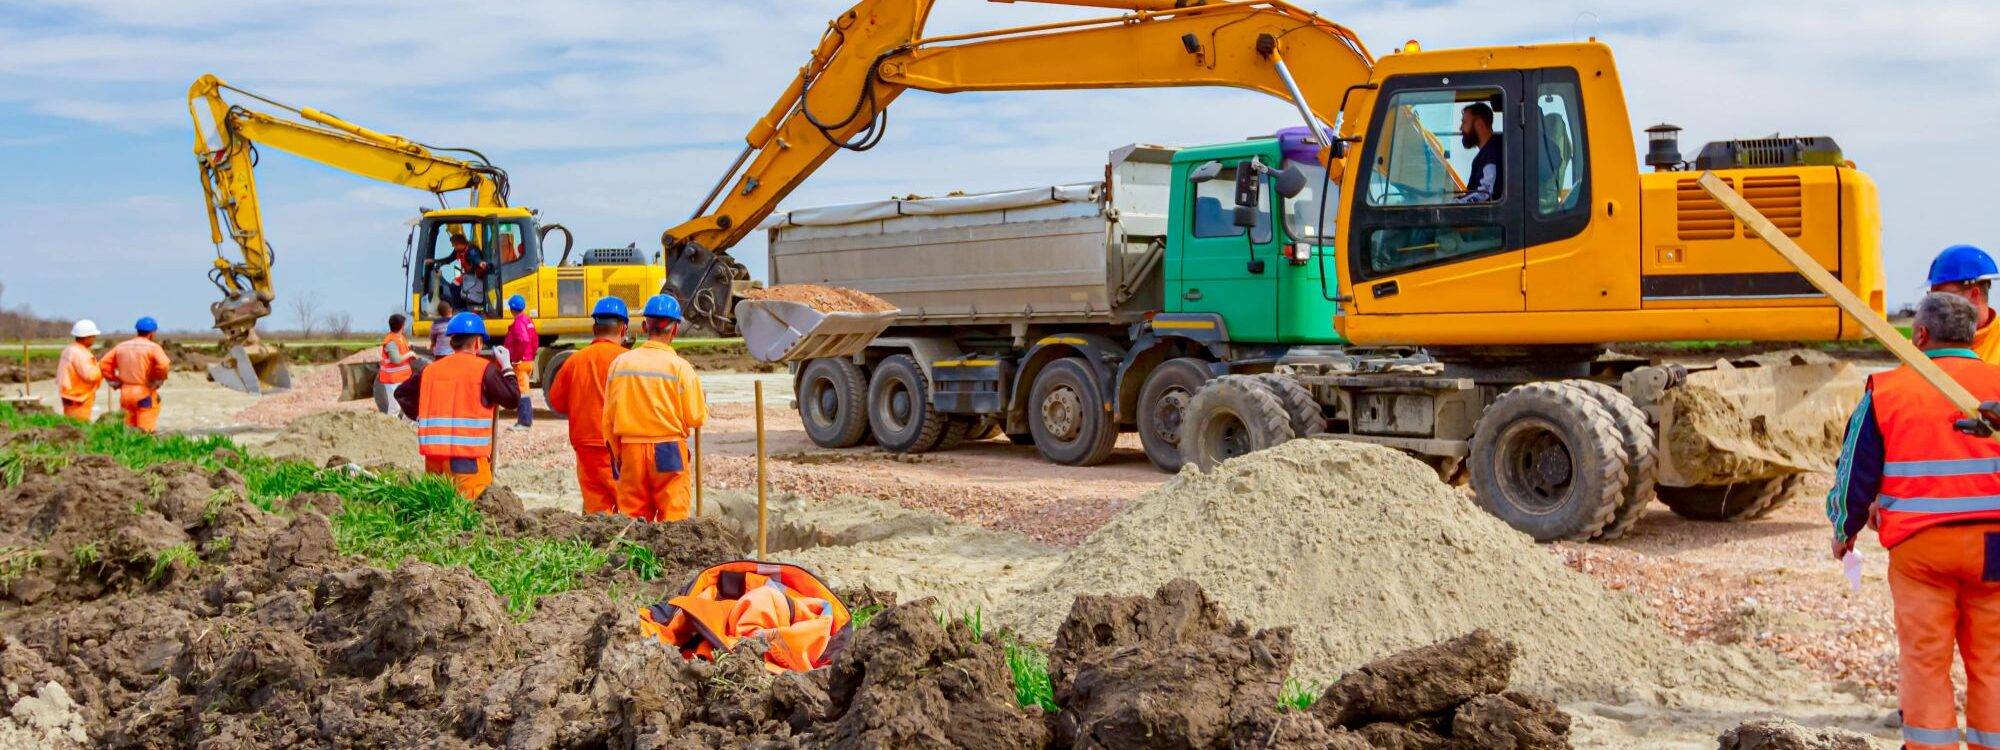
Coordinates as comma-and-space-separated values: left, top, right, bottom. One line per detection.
1697, 171, 1984, 417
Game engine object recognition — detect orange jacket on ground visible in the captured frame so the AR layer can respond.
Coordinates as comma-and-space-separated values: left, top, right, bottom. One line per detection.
546, 338, 627, 449
378, 332, 414, 385
1866, 354, 2000, 548
638, 561, 851, 673
57, 341, 102, 405
415, 352, 497, 460
601, 341, 706, 452
99, 337, 170, 410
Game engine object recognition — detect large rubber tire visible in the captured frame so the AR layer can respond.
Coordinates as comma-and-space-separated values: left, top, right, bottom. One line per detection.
934, 416, 976, 451
1468, 381, 1629, 542
1028, 358, 1121, 466
1658, 474, 1803, 522
1252, 373, 1327, 438
798, 358, 870, 449
868, 355, 948, 454
1006, 432, 1036, 446
540, 350, 575, 402
1179, 374, 1297, 472
1569, 380, 1659, 540
1137, 357, 1215, 472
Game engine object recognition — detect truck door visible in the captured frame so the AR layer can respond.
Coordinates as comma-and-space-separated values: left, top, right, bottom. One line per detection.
1345, 71, 1526, 314
1173, 159, 1279, 340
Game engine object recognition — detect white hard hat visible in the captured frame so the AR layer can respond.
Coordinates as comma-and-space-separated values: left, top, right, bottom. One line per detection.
70, 319, 100, 338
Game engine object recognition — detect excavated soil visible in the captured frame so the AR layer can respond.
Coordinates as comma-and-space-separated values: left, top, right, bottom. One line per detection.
258, 409, 419, 470
741, 284, 897, 313
1658, 350, 1864, 485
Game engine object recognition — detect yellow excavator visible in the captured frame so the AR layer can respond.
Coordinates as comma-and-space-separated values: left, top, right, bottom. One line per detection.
189, 74, 663, 394
660, 0, 1882, 541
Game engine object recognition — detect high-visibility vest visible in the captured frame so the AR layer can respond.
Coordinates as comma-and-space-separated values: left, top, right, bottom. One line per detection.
378, 332, 413, 385
638, 560, 852, 673
1872, 355, 2000, 548
416, 353, 494, 460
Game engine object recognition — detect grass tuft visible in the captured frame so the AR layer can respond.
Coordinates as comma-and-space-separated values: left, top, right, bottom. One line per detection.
1279, 678, 1321, 711
148, 543, 199, 583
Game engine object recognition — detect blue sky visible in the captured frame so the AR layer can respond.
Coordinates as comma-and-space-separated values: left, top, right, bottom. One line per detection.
2, 0, 1994, 333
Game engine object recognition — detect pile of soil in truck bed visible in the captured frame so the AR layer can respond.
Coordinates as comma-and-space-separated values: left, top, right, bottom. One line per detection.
741, 284, 897, 313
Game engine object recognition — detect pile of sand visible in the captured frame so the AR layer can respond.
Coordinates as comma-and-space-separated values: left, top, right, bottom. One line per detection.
1001, 439, 1802, 700
256, 410, 419, 470
741, 284, 896, 313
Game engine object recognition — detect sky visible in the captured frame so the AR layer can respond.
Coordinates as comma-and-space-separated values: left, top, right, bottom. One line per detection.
1, 0, 1994, 332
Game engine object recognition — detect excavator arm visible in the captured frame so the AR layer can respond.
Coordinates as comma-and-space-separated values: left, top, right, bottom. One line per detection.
662, 0, 1374, 334
188, 73, 510, 364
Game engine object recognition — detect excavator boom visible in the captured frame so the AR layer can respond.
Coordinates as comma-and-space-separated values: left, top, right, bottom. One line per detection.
663, 0, 1373, 334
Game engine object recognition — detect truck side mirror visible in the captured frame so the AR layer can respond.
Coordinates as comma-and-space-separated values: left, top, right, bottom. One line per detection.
1233, 161, 1262, 228
1190, 161, 1223, 183
1275, 164, 1308, 199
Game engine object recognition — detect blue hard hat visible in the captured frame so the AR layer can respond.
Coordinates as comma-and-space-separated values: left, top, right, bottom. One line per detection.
443, 311, 486, 336
1928, 244, 1999, 287
134, 316, 158, 334
590, 297, 629, 322
642, 294, 683, 321
507, 294, 527, 312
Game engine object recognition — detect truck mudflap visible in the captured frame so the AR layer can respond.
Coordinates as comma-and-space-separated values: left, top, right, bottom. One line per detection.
1625, 351, 1867, 487
734, 299, 898, 363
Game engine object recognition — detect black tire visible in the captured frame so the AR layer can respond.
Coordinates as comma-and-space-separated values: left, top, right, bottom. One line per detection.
1569, 380, 1658, 540
1468, 381, 1629, 542
868, 355, 948, 453
934, 416, 976, 451
798, 358, 870, 449
1252, 373, 1327, 438
1006, 432, 1036, 446
1136, 358, 1215, 472
1028, 358, 1121, 466
540, 350, 574, 401
1658, 474, 1802, 522
1179, 375, 1297, 472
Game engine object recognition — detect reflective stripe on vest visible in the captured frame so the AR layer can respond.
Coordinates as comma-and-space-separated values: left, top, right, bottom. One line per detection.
1871, 356, 2000, 548
416, 353, 494, 459
379, 333, 413, 384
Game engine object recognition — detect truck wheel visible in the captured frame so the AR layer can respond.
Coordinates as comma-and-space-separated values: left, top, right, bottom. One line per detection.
1658, 474, 1801, 522
540, 350, 575, 401
1137, 357, 1214, 471
1252, 373, 1327, 438
1468, 381, 1628, 542
935, 416, 976, 451
1006, 432, 1035, 446
1029, 358, 1120, 466
1569, 380, 1659, 540
868, 355, 947, 453
799, 358, 870, 449
1180, 375, 1296, 472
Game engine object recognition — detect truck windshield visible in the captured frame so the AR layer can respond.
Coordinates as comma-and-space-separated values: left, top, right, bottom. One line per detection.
1282, 161, 1336, 243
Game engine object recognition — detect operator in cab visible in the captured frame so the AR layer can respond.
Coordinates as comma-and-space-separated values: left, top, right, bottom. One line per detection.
1925, 244, 2000, 363
395, 311, 520, 500
601, 294, 706, 523
429, 233, 489, 313
1457, 101, 1503, 204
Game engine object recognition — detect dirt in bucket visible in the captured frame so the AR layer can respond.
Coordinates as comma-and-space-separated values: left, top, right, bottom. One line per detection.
741, 284, 897, 313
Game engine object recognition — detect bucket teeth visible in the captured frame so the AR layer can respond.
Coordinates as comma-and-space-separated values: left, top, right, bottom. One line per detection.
209, 345, 291, 395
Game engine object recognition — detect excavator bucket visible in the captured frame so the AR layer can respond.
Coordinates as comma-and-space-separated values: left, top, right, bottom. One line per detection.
208, 345, 292, 395
337, 362, 380, 402
734, 299, 898, 363
1634, 351, 1866, 488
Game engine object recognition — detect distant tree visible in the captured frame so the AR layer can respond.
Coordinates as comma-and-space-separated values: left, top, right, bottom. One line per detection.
323, 310, 353, 339
290, 291, 322, 339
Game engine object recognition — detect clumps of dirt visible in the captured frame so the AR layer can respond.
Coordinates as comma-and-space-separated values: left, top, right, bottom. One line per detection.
742, 283, 897, 313
1656, 351, 1863, 485
0, 657, 88, 750
823, 596, 1050, 747
1716, 719, 1873, 749
257, 409, 418, 470
1005, 438, 1800, 699
1314, 629, 1568, 748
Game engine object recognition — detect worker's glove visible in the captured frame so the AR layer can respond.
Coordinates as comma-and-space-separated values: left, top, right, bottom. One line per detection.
492, 345, 512, 371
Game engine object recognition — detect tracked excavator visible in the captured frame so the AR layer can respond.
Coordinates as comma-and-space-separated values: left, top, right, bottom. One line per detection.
189, 74, 662, 394
659, 0, 1881, 541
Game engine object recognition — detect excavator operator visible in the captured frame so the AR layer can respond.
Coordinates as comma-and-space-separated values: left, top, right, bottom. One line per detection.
429, 233, 489, 313
1457, 102, 1503, 203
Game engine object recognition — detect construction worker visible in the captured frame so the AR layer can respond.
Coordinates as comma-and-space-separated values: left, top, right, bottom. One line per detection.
394, 311, 520, 500
503, 294, 537, 430
1828, 291, 2000, 750
56, 320, 103, 422
429, 300, 456, 357
375, 313, 415, 417
99, 317, 172, 433
1927, 244, 2000, 363
546, 297, 630, 515
601, 294, 706, 522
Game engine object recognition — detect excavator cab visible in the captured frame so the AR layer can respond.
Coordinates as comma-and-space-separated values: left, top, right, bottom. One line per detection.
408, 208, 543, 340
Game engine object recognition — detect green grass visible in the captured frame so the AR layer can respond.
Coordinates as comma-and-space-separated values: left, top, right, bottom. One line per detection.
148, 543, 199, 582
947, 608, 1059, 711
1280, 678, 1321, 711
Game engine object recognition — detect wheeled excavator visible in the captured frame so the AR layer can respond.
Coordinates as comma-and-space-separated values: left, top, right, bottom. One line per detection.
657, 0, 1882, 542
189, 74, 663, 394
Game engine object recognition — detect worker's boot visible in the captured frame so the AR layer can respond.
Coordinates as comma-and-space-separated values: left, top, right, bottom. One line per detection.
510, 395, 534, 430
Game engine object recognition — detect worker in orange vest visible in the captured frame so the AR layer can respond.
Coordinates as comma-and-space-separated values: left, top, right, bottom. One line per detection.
546, 297, 630, 515
375, 313, 415, 417
1829, 292, 2000, 750
99, 317, 172, 433
394, 312, 520, 500
56, 319, 104, 422
601, 294, 706, 522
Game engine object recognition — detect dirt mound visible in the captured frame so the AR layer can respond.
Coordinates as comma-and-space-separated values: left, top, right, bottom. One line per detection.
742, 283, 896, 313
257, 409, 418, 469
1007, 438, 1799, 699
1716, 719, 1873, 749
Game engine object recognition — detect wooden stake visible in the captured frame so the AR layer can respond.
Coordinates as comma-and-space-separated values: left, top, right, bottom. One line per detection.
754, 380, 768, 559
1699, 172, 1987, 418
20, 340, 28, 397
692, 426, 704, 518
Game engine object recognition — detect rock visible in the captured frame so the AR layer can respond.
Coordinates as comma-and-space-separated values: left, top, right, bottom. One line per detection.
1449, 692, 1570, 749
1314, 629, 1517, 727
1716, 719, 1874, 750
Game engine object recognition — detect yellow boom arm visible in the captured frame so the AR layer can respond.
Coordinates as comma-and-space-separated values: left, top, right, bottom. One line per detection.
188, 73, 510, 344
661, 0, 1373, 333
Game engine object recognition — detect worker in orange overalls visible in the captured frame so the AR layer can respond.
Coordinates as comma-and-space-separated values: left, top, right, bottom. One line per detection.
1829, 292, 2000, 750
601, 294, 706, 522
394, 312, 520, 500
56, 319, 104, 422
99, 317, 172, 432
374, 313, 415, 417
545, 297, 629, 515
